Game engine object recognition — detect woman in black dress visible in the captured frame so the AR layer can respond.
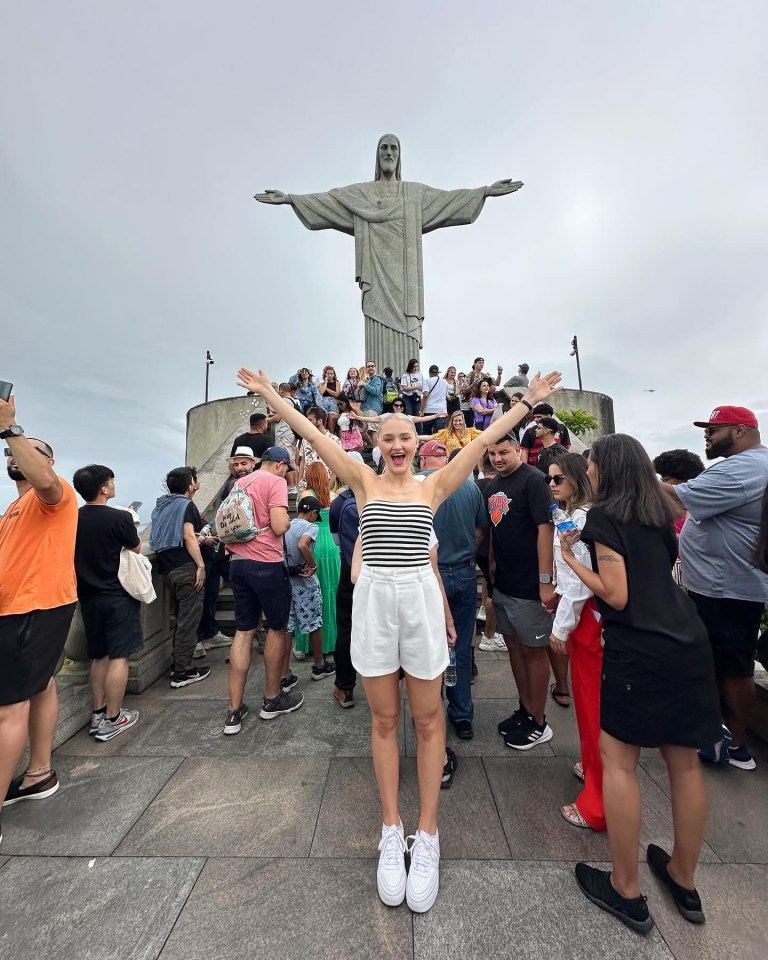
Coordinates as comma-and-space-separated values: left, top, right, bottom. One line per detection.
560, 434, 719, 934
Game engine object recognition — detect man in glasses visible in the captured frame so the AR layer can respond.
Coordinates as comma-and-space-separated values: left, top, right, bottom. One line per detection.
661, 405, 768, 771
0, 396, 78, 833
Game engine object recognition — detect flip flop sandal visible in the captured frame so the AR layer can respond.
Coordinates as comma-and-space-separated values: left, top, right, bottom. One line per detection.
573, 762, 585, 782
560, 803, 593, 829
550, 683, 570, 708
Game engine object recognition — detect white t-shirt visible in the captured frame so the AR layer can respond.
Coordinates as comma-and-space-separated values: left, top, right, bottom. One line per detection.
422, 376, 450, 414
400, 372, 423, 396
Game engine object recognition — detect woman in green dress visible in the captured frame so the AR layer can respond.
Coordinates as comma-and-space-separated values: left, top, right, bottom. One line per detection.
295, 462, 341, 657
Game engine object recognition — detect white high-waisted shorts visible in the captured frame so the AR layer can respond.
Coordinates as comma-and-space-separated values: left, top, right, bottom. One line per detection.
351, 563, 449, 681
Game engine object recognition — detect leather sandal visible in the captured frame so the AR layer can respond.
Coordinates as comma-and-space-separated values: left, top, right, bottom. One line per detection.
550, 683, 570, 708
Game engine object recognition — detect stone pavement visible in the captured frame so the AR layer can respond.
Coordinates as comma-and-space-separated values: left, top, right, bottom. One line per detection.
1, 647, 767, 960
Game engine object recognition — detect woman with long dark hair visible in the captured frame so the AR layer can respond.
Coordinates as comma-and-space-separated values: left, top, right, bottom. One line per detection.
399, 358, 424, 424
236, 363, 561, 914
547, 453, 604, 831
471, 379, 497, 430
561, 434, 719, 934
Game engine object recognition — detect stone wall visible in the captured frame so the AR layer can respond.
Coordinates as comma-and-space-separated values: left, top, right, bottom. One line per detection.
549, 388, 615, 446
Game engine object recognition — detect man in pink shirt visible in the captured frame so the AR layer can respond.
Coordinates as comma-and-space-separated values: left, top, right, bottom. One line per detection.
224, 447, 303, 733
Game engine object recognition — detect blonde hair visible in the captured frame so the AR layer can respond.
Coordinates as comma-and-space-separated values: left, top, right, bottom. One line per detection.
378, 412, 418, 438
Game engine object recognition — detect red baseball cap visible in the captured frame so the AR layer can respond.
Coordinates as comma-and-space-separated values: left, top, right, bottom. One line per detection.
419, 439, 449, 458
693, 406, 758, 429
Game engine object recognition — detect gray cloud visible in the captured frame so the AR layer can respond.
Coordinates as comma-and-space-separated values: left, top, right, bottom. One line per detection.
2, 2, 766, 514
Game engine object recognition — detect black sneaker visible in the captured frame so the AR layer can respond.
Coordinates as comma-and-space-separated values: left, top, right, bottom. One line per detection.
224, 703, 249, 735
497, 704, 529, 736
504, 716, 553, 751
281, 672, 299, 692
450, 718, 474, 740
575, 863, 654, 934
259, 690, 304, 720
311, 660, 336, 681
441, 747, 458, 789
646, 844, 705, 924
170, 666, 211, 688
4, 769, 60, 806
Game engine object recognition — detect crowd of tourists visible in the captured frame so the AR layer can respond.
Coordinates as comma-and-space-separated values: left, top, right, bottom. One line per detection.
1, 365, 767, 934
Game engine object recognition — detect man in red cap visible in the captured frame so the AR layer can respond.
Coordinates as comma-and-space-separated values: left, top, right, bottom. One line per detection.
661, 405, 768, 770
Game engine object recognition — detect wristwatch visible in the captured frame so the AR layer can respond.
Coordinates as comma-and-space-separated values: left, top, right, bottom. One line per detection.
538, 574, 553, 584
0, 425, 24, 440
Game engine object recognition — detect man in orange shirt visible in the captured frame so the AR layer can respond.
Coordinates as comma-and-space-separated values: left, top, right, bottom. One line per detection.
0, 396, 78, 842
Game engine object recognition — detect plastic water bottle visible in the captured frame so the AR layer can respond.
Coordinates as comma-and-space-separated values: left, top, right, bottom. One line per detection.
444, 648, 457, 687
549, 504, 591, 564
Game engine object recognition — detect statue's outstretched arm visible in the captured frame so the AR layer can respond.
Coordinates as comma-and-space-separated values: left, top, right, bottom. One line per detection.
485, 180, 524, 197
253, 189, 291, 205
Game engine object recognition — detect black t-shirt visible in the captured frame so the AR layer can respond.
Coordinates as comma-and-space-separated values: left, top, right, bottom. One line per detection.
484, 465, 554, 599
75, 505, 141, 599
157, 501, 204, 574
520, 422, 571, 465
582, 507, 712, 680
230, 432, 271, 461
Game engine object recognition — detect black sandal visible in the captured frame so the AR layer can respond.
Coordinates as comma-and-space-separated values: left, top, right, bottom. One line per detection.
550, 682, 570, 708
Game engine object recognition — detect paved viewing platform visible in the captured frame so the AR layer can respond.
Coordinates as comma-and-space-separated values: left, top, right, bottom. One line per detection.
1, 646, 766, 960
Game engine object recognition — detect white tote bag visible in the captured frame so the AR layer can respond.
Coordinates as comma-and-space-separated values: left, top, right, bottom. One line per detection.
118, 548, 157, 604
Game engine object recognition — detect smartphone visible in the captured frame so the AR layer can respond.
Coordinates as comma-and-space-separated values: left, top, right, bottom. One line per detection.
0, 380, 12, 402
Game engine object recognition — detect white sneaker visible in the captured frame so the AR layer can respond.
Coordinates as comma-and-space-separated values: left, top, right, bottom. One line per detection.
477, 634, 497, 652
292, 648, 306, 662
193, 642, 207, 659
476, 606, 486, 621
405, 830, 440, 912
377, 822, 407, 906
204, 632, 232, 649
493, 633, 507, 649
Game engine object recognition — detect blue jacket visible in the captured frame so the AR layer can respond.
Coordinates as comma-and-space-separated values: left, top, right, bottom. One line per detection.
361, 375, 384, 414
149, 494, 191, 553
329, 488, 359, 566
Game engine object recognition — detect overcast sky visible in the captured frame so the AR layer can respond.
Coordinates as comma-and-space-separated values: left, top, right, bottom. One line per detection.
2, 1, 767, 516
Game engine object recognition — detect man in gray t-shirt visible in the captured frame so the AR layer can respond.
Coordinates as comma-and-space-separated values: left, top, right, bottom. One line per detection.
661, 405, 768, 769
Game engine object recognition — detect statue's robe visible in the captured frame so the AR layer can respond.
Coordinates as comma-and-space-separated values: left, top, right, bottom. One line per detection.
289, 180, 486, 373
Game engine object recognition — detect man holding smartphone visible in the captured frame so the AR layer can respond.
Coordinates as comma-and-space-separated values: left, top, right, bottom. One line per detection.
0, 394, 78, 841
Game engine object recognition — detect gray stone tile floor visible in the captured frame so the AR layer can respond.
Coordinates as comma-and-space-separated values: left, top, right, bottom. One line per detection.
1, 646, 766, 959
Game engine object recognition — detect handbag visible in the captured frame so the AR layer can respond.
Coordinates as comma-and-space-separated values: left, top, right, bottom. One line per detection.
215, 473, 272, 544
118, 549, 157, 604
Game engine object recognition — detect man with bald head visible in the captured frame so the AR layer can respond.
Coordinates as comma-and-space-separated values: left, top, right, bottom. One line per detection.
0, 396, 78, 834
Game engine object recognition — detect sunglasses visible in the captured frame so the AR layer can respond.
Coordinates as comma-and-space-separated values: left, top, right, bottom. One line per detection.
4, 446, 49, 458
703, 424, 737, 436
546, 475, 566, 485
392, 403, 405, 408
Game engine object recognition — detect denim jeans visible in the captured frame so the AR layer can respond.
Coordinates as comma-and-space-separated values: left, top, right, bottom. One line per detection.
439, 559, 478, 722
421, 416, 446, 436
402, 393, 423, 434
197, 550, 222, 641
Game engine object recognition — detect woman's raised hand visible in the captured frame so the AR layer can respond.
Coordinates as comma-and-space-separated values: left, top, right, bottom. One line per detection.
527, 371, 562, 403
237, 368, 273, 395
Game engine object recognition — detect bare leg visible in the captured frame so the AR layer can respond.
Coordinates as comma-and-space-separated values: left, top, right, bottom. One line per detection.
263, 628, 286, 701
0, 700, 31, 800
90, 657, 109, 711
228, 628, 255, 710
362, 672, 402, 826
406, 673, 445, 835
659, 744, 708, 890
521, 645, 550, 725
600, 731, 643, 899
282, 631, 294, 678
547, 647, 570, 701
104, 659, 130, 717
719, 676, 754, 749
309, 627, 324, 665
23, 678, 59, 787
503, 634, 529, 707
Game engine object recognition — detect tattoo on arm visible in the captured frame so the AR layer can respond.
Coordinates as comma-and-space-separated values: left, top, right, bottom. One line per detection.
597, 554, 621, 563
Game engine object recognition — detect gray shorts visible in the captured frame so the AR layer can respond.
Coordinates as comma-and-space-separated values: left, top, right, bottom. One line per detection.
492, 590, 553, 648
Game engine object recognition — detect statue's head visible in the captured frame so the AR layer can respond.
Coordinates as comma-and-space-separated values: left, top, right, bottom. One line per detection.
375, 134, 401, 181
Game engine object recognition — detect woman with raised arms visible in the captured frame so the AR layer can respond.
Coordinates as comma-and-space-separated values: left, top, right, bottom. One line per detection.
236, 365, 561, 914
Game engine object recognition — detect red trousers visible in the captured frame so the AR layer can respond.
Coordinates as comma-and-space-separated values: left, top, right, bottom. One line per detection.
569, 598, 606, 831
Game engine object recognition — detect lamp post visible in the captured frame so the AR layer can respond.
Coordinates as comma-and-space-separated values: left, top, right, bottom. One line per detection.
204, 351, 214, 403
570, 335, 583, 391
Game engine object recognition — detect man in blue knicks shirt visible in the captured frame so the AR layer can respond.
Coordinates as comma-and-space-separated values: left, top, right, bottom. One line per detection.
662, 405, 768, 772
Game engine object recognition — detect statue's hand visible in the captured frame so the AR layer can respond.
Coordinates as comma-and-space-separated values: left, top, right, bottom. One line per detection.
237, 367, 274, 396
487, 179, 524, 197
253, 189, 290, 205
526, 371, 562, 404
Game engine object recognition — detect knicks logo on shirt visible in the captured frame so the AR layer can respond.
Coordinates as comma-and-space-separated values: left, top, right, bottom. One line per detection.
488, 493, 510, 526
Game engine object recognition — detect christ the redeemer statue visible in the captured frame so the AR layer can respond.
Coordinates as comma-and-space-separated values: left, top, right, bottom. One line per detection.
255, 133, 523, 374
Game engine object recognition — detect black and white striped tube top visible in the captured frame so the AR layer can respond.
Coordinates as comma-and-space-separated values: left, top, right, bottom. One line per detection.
358, 501, 433, 568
